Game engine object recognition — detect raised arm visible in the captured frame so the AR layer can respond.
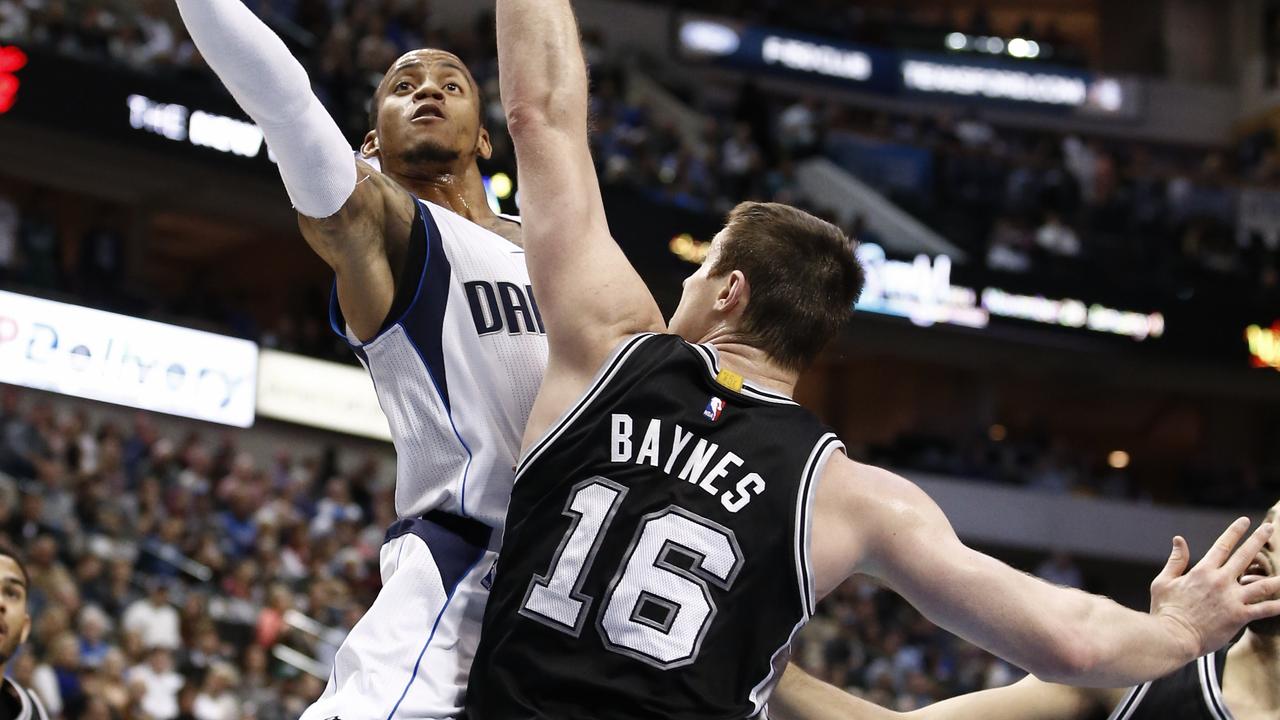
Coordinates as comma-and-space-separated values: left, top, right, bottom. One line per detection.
770, 665, 1111, 720
174, 0, 413, 339
495, 0, 665, 389
810, 457, 1280, 687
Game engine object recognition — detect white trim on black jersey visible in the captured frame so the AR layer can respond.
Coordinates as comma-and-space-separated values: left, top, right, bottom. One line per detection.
1, 678, 49, 720
1106, 682, 1153, 720
795, 433, 843, 616
1200, 653, 1236, 720
515, 334, 657, 481
687, 343, 799, 406
1105, 653, 1236, 720
747, 432, 844, 717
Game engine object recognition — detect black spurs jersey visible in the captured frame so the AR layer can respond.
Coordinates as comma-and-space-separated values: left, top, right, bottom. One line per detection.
467, 334, 843, 720
1107, 645, 1235, 720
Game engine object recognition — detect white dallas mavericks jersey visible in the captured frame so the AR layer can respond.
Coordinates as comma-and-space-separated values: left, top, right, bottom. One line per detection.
330, 198, 547, 530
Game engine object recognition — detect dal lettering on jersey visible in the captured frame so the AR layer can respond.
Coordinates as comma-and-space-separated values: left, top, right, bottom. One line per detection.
465, 281, 547, 336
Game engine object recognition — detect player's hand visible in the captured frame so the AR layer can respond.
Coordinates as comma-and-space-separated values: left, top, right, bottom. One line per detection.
1148, 517, 1280, 658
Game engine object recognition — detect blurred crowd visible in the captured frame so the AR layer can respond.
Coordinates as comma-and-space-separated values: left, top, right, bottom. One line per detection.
0, 2, 1267, 718
809, 105, 1280, 308
864, 426, 1280, 512
0, 385, 394, 718
2, 384, 1097, 718
3, 0, 1279, 311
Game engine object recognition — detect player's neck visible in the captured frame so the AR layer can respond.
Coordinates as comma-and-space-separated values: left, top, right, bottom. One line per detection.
388, 162, 499, 226
703, 334, 797, 399
1225, 630, 1280, 712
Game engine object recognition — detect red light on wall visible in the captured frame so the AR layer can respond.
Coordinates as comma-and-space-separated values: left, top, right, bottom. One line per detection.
0, 46, 29, 115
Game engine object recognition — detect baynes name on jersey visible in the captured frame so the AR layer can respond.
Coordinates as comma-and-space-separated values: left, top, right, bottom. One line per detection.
609, 413, 766, 513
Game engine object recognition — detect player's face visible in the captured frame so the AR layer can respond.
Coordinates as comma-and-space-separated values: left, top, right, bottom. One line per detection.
668, 231, 729, 341
364, 50, 492, 170
1243, 500, 1280, 636
0, 557, 30, 665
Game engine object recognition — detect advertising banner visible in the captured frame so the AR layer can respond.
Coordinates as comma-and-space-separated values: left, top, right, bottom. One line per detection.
255, 349, 390, 441
0, 290, 258, 426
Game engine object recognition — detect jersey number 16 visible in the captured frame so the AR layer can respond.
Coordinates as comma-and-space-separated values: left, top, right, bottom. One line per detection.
518, 477, 745, 669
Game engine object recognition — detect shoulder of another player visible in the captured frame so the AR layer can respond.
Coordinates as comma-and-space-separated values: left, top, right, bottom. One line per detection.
816, 456, 928, 516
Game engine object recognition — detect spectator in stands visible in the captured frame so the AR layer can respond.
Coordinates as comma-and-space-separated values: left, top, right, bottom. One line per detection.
0, 0, 27, 40
31, 631, 81, 716
16, 193, 59, 290
778, 97, 822, 158
986, 217, 1033, 273
77, 605, 112, 669
122, 579, 181, 651
0, 191, 18, 284
129, 647, 183, 720
1035, 210, 1081, 257
192, 662, 238, 720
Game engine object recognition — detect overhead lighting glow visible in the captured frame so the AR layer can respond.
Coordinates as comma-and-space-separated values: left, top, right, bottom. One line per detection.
679, 20, 741, 56
1108, 450, 1130, 470
945, 32, 967, 51
1247, 321, 1280, 371
490, 172, 514, 199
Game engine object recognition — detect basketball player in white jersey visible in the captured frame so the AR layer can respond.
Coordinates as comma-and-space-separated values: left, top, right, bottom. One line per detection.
172, 3, 546, 718
772, 498, 1280, 720
472, 0, 1280, 715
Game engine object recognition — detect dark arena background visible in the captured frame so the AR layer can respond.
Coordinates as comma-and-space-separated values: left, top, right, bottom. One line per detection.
1, 0, 1279, 718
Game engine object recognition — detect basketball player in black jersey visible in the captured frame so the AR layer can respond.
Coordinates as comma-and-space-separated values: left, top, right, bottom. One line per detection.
468, 0, 1280, 717
0, 547, 49, 720
773, 498, 1280, 720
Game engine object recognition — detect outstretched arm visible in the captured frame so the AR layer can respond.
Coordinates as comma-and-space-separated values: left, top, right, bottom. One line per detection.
175, 0, 413, 339
770, 665, 1112, 720
811, 457, 1280, 687
495, 0, 665, 410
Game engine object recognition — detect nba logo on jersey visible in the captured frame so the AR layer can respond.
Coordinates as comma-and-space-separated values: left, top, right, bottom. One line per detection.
704, 397, 725, 422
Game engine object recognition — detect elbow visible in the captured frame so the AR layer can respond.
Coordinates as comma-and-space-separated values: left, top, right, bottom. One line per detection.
504, 94, 584, 139
505, 101, 553, 140
1033, 630, 1098, 684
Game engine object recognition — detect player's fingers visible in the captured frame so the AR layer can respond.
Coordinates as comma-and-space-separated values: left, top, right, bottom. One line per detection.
1242, 576, 1280, 606
1198, 517, 1250, 569
1245, 597, 1280, 622
1225, 523, 1275, 577
1154, 536, 1190, 584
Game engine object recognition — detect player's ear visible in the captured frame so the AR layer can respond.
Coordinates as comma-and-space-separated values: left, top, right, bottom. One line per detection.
361, 130, 380, 159
18, 614, 29, 645
716, 270, 749, 315
477, 127, 493, 161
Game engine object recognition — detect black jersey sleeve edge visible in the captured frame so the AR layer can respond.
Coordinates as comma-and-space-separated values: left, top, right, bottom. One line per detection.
795, 433, 844, 617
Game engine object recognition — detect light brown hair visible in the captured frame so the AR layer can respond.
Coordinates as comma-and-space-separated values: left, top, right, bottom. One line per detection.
710, 202, 864, 371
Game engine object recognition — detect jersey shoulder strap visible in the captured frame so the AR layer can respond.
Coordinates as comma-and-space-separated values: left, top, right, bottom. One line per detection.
517, 332, 666, 479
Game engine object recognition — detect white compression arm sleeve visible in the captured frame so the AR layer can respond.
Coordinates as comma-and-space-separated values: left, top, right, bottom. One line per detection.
175, 0, 356, 218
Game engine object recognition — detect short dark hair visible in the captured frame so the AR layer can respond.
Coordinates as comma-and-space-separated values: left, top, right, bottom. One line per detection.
0, 544, 30, 601
367, 57, 487, 133
710, 202, 864, 371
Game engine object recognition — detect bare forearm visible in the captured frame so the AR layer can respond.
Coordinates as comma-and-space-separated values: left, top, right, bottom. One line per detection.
771, 665, 899, 720
1053, 588, 1194, 686
924, 559, 1193, 687
496, 0, 589, 133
